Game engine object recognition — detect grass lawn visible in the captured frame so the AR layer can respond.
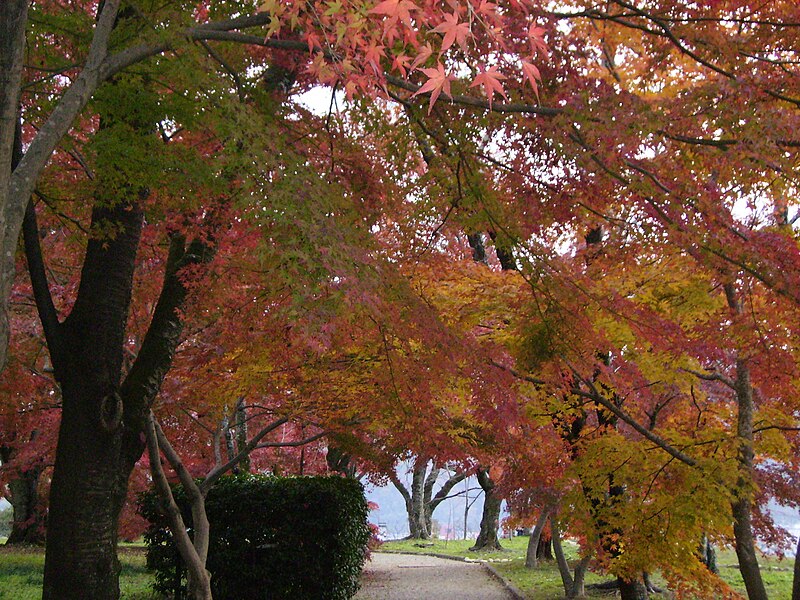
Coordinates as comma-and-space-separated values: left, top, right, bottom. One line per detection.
379, 537, 796, 599
0, 546, 157, 600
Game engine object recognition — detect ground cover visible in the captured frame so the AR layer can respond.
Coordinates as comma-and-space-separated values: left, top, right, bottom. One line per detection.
0, 547, 156, 600
379, 538, 796, 599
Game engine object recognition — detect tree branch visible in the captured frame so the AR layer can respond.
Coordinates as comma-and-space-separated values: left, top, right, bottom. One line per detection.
201, 417, 288, 492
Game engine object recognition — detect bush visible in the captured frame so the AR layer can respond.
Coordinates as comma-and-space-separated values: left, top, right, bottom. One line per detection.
140, 474, 371, 600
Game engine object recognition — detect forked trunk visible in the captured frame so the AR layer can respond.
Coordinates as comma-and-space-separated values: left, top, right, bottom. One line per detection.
471, 469, 502, 551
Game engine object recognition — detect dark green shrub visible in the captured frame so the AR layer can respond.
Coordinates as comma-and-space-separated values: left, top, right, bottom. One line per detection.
139, 474, 371, 600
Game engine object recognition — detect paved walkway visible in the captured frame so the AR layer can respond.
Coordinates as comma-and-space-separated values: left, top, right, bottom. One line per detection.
355, 553, 516, 600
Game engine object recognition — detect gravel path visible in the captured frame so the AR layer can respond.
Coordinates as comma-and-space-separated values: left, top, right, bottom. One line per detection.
354, 553, 517, 600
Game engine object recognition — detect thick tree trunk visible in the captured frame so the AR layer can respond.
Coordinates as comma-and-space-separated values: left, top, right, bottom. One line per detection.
525, 506, 550, 568
5, 467, 45, 544
471, 469, 502, 551
42, 192, 144, 599
410, 465, 430, 539
618, 576, 649, 600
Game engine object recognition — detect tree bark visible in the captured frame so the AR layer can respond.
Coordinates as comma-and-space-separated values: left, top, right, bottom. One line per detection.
792, 527, 800, 600
525, 505, 551, 568
0, 0, 28, 374
699, 535, 718, 574
391, 459, 465, 540
618, 577, 649, 600
146, 413, 212, 600
471, 468, 502, 551
725, 283, 769, 600
41, 188, 145, 599
551, 518, 573, 594
5, 466, 45, 545
552, 516, 591, 599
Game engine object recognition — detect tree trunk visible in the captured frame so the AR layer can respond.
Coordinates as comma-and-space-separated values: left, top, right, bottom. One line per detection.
410, 465, 430, 539
551, 518, 573, 594
471, 469, 502, 551
0, 0, 29, 375
234, 398, 249, 473
725, 281, 769, 600
571, 557, 590, 599
392, 459, 465, 540
618, 576, 649, 600
5, 467, 45, 544
32, 68, 212, 593
536, 535, 553, 560
41, 190, 145, 599
525, 506, 550, 568
792, 526, 800, 600
146, 413, 212, 600
699, 535, 718, 574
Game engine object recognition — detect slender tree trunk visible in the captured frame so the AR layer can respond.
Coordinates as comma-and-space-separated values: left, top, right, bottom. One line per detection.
792, 527, 800, 600
525, 506, 551, 568
551, 518, 573, 594
725, 282, 769, 600
234, 398, 249, 473
552, 516, 591, 599
146, 413, 212, 600
471, 469, 502, 551
699, 535, 718, 574
0, 0, 29, 375
571, 558, 590, 599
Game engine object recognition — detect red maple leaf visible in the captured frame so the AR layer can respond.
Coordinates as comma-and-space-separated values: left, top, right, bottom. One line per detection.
432, 12, 471, 52
521, 61, 541, 100
370, 0, 417, 28
412, 63, 453, 113
470, 66, 507, 108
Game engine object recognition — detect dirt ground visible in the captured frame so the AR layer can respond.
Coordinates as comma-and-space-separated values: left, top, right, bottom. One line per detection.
355, 552, 516, 600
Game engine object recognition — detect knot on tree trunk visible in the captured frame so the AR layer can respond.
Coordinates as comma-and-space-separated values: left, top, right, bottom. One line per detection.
99, 390, 123, 433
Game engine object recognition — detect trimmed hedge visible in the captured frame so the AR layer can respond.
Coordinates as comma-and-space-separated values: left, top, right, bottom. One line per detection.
139, 474, 371, 600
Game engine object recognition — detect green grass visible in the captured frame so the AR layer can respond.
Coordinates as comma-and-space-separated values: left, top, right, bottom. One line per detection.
0, 547, 158, 600
380, 538, 796, 599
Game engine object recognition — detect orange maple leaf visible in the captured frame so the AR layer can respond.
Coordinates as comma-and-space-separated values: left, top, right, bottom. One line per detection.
470, 66, 507, 108
412, 63, 453, 114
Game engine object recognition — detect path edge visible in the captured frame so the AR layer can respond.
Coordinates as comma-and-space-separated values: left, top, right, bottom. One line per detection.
482, 563, 527, 600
